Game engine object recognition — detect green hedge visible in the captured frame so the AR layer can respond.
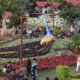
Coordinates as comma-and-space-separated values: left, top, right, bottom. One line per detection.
56, 66, 70, 80
71, 78, 80, 80
71, 73, 80, 78
56, 66, 80, 80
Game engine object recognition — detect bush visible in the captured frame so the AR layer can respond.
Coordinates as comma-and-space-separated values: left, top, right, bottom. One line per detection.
70, 78, 80, 80
71, 34, 80, 50
56, 66, 70, 80
71, 73, 80, 79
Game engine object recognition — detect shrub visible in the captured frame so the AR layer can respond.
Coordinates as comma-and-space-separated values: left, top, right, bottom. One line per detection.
71, 73, 80, 79
56, 66, 70, 80
70, 78, 80, 80
71, 34, 80, 50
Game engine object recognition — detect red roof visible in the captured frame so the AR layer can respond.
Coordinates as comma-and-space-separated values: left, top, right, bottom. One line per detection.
72, 1, 80, 6
65, 0, 80, 6
52, 2, 62, 8
65, 0, 75, 3
35, 1, 47, 7
35, 1, 61, 8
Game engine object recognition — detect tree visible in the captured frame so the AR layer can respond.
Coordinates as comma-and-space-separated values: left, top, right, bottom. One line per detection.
8, 14, 20, 28
0, 0, 30, 17
59, 3, 80, 27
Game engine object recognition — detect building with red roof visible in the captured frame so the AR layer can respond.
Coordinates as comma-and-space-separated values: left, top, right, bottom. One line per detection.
28, 0, 80, 17
29, 1, 62, 16
35, 1, 61, 8
51, 2, 62, 8
35, 1, 48, 7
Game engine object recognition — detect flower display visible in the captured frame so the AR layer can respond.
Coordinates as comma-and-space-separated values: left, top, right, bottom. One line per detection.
50, 38, 71, 50
3, 54, 77, 71
0, 41, 53, 58
66, 35, 71, 38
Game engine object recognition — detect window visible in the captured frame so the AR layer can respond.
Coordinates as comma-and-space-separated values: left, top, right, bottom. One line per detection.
45, 11, 47, 14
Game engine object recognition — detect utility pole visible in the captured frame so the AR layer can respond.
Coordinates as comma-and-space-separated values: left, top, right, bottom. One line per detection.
20, 16, 23, 66
19, 0, 28, 66
19, 0, 23, 66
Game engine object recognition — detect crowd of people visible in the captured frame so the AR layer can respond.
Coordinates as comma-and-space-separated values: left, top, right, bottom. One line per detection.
21, 25, 80, 39
2, 58, 38, 80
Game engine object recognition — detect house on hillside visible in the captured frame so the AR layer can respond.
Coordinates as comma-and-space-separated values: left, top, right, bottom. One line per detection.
28, 0, 61, 17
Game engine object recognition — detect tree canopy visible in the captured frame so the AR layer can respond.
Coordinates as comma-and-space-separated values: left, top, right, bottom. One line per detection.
59, 3, 80, 26
0, 0, 30, 16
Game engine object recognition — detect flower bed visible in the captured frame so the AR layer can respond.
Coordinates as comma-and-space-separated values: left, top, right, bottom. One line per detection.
3, 54, 77, 71
68, 47, 80, 55
72, 50, 80, 55
65, 35, 71, 38
0, 41, 53, 58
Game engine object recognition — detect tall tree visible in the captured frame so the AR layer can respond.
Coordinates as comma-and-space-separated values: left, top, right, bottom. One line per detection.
59, 3, 80, 27
0, 0, 30, 16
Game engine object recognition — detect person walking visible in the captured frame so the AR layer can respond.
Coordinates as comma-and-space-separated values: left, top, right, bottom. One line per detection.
19, 64, 27, 80
76, 55, 80, 71
26, 59, 32, 77
32, 58, 38, 77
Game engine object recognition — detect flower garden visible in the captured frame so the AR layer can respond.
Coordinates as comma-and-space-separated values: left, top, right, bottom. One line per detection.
3, 54, 77, 71
0, 34, 80, 80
